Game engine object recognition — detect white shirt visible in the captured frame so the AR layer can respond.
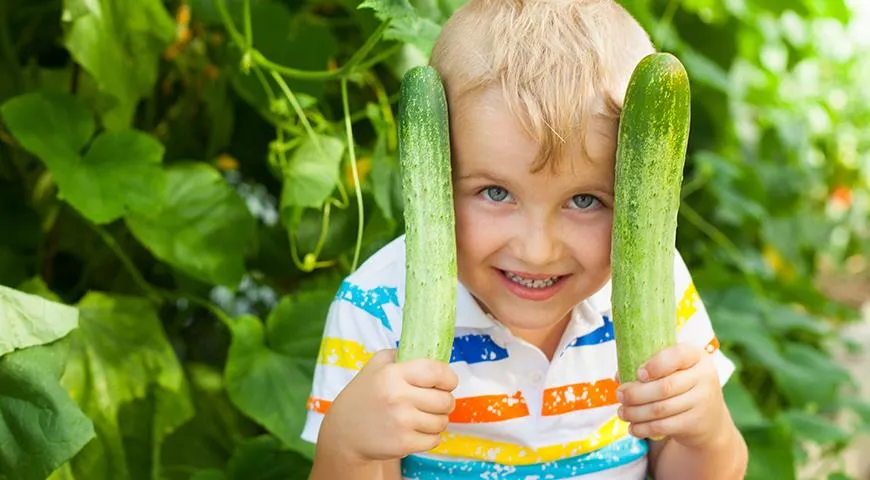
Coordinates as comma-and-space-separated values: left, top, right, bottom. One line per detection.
301, 235, 735, 479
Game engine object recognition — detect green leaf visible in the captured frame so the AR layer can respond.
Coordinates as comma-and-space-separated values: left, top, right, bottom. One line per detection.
61, 0, 176, 129
358, 0, 415, 20
0, 284, 79, 358
0, 340, 95, 480
772, 343, 853, 408
126, 163, 256, 288
62, 131, 166, 224
723, 379, 770, 429
57, 293, 193, 480
742, 421, 796, 480
225, 292, 332, 460
0, 91, 94, 161
385, 16, 442, 56
779, 410, 850, 446
266, 291, 332, 380
161, 363, 259, 480
280, 135, 345, 209
0, 91, 166, 224
223, 435, 311, 480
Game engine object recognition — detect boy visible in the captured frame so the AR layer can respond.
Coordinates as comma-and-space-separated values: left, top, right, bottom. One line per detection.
302, 0, 749, 478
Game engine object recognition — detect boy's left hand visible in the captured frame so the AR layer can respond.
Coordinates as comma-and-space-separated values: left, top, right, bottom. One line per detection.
615, 342, 726, 449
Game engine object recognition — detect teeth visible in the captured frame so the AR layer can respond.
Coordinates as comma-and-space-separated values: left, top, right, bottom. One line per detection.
504, 271, 560, 289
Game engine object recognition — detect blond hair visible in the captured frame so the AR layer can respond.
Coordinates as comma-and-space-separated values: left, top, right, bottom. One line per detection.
430, 0, 655, 172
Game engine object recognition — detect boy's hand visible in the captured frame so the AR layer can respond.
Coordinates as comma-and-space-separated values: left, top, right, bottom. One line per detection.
615, 342, 725, 449
318, 348, 458, 464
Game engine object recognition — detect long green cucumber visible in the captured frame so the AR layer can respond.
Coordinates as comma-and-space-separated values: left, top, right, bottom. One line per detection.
611, 53, 691, 383
395, 65, 457, 364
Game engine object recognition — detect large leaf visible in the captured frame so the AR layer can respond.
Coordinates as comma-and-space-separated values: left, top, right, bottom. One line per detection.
280, 135, 345, 209
61, 0, 175, 129
0, 92, 166, 224
125, 163, 257, 288
723, 379, 770, 430
223, 435, 311, 480
161, 363, 259, 480
743, 420, 797, 480
55, 293, 193, 480
0, 340, 95, 480
0, 284, 78, 358
225, 291, 331, 459
0, 91, 93, 161
779, 410, 850, 446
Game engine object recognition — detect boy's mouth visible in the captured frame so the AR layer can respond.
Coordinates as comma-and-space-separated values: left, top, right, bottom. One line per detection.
500, 270, 566, 289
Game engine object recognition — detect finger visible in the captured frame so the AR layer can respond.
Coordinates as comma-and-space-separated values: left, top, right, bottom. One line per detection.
618, 367, 696, 405
404, 431, 443, 454
409, 388, 456, 415
413, 412, 451, 435
628, 410, 695, 440
401, 360, 459, 391
639, 342, 703, 382
618, 389, 695, 423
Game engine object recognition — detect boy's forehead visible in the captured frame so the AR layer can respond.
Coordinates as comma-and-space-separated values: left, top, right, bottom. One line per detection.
450, 87, 619, 169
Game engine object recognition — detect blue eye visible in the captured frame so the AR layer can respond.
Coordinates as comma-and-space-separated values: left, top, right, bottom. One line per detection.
570, 194, 599, 210
482, 186, 512, 202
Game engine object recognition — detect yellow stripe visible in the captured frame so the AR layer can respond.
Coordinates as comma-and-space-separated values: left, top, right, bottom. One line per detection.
676, 282, 699, 331
317, 337, 373, 370
429, 415, 630, 465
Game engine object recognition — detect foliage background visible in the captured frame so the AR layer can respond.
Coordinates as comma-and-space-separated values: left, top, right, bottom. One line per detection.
1, 0, 870, 479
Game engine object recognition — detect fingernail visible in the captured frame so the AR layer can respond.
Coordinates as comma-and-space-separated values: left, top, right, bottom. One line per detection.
637, 368, 649, 382
616, 389, 624, 403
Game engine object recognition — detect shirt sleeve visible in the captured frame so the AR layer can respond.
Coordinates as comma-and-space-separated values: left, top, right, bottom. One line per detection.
300, 279, 400, 444
673, 249, 736, 386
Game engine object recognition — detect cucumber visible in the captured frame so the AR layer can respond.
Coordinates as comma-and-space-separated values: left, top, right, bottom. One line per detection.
611, 53, 691, 383
395, 66, 457, 363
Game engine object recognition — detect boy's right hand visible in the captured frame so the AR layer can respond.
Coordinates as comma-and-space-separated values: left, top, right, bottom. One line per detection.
318, 348, 459, 464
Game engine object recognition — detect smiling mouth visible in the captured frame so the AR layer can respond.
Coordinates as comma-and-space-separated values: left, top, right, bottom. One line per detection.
501, 270, 566, 289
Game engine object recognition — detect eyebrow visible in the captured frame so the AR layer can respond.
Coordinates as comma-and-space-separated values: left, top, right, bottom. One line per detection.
457, 171, 508, 183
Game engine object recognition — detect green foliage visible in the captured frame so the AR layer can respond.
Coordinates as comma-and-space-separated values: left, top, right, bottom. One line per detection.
0, 0, 869, 478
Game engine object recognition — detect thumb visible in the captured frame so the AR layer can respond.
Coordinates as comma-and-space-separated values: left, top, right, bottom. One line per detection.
365, 348, 397, 368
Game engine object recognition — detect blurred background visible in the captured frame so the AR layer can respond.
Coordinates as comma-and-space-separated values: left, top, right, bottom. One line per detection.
1, 0, 869, 479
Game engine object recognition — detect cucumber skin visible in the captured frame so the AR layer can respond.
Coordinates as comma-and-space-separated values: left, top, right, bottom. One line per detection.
611, 53, 690, 383
395, 66, 458, 364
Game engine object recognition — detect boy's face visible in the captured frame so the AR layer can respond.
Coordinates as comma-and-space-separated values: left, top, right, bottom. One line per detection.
451, 87, 616, 345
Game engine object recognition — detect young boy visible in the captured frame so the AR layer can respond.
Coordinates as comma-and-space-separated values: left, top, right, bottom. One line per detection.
302, 0, 749, 478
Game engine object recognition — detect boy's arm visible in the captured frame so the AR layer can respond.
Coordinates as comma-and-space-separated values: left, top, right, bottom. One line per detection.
647, 411, 748, 480
647, 250, 747, 478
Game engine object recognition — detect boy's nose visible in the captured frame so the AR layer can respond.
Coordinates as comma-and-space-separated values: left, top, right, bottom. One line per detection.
511, 220, 562, 268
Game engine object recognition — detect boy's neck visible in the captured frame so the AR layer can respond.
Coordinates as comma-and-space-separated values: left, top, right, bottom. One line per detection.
506, 314, 572, 361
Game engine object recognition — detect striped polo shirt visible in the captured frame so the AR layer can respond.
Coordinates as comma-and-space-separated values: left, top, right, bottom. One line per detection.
301, 234, 735, 479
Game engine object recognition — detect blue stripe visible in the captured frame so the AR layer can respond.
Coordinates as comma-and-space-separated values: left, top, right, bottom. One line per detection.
449, 333, 509, 364
567, 315, 614, 348
395, 334, 510, 364
335, 281, 399, 331
401, 435, 648, 479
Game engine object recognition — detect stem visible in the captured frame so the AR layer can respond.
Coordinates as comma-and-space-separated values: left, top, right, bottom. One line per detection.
89, 221, 234, 328
249, 21, 390, 80
270, 70, 320, 148
90, 224, 163, 304
242, 0, 253, 48
341, 78, 365, 272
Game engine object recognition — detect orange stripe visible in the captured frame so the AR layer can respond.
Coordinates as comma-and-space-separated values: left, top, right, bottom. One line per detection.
307, 397, 332, 414
705, 336, 720, 354
542, 378, 618, 416
449, 391, 529, 423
